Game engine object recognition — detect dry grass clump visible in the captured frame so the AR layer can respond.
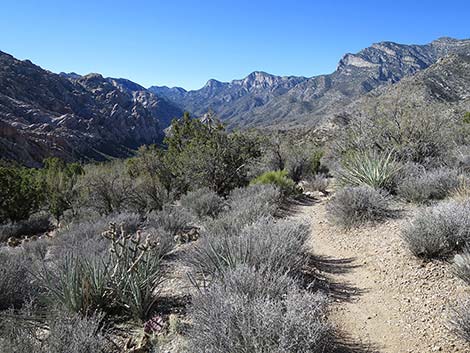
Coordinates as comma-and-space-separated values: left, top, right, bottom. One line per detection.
402, 200, 470, 258
187, 217, 310, 280
451, 300, 470, 343
186, 266, 331, 353
397, 167, 460, 203
326, 186, 393, 228
180, 187, 225, 219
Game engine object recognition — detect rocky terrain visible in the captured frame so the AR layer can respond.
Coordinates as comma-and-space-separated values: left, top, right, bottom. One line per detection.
151, 37, 470, 129
1, 37, 469, 166
0, 51, 182, 166
341, 53, 470, 123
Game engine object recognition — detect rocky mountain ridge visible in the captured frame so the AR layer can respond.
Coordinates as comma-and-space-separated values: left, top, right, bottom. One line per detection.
151, 37, 470, 128
0, 52, 182, 166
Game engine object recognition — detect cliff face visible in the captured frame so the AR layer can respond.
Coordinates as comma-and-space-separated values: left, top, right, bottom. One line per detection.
0, 52, 182, 166
150, 37, 470, 129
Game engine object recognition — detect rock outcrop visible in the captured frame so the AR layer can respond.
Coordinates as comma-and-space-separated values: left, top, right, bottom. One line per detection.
0, 52, 182, 166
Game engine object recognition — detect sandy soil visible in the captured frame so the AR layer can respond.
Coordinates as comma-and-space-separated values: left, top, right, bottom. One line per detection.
294, 197, 469, 353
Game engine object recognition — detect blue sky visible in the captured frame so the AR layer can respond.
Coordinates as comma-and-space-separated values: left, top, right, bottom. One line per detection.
1, 0, 468, 90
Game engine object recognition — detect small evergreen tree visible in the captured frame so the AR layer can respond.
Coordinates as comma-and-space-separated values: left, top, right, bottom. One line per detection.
0, 166, 43, 223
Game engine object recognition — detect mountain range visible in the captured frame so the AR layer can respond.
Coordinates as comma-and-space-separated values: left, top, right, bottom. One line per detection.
150, 37, 470, 128
0, 37, 469, 166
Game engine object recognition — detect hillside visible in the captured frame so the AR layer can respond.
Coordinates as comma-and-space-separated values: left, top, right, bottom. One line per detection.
151, 37, 470, 128
341, 53, 470, 123
0, 52, 182, 166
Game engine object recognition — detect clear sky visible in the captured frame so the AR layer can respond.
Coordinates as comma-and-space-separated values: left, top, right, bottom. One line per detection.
1, 0, 468, 90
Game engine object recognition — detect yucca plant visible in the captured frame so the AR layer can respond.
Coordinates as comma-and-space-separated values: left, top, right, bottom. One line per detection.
104, 223, 165, 321
336, 150, 401, 191
37, 222, 166, 321
37, 255, 110, 315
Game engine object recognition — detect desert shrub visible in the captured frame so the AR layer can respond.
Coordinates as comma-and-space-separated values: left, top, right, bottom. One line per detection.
335, 150, 401, 192
0, 166, 43, 223
0, 214, 51, 243
251, 170, 298, 196
147, 205, 193, 235
451, 300, 470, 343
305, 173, 330, 193
326, 186, 393, 228
127, 145, 175, 210
51, 218, 111, 258
79, 161, 134, 215
213, 265, 297, 299
401, 200, 470, 258
397, 168, 460, 203
452, 145, 470, 173
187, 217, 309, 280
208, 184, 282, 234
51, 212, 142, 259
40, 158, 84, 223
180, 187, 225, 219
106, 212, 142, 234
285, 144, 320, 183
0, 309, 109, 353
453, 250, 470, 285
330, 106, 460, 167
187, 276, 330, 353
0, 249, 37, 310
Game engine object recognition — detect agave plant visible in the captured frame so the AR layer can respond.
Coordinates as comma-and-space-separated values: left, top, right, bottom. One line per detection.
336, 150, 401, 191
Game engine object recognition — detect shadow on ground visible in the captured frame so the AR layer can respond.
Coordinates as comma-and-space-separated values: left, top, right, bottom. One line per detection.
305, 256, 382, 352
301, 254, 365, 302
277, 194, 320, 217
330, 333, 382, 353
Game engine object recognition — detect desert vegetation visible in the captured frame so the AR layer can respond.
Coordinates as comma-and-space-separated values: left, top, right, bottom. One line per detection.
2, 105, 470, 351
0, 114, 330, 352
325, 107, 470, 345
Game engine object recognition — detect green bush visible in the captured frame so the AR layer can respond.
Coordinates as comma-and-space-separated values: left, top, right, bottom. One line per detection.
0, 166, 43, 223
165, 113, 262, 195
335, 150, 401, 192
41, 158, 84, 223
251, 170, 298, 196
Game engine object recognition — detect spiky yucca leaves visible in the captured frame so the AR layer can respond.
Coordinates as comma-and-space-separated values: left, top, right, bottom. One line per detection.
38, 222, 166, 321
336, 150, 401, 191
37, 255, 110, 315
103, 223, 165, 321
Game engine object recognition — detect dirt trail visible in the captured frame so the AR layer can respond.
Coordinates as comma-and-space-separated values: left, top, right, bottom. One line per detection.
293, 198, 469, 353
